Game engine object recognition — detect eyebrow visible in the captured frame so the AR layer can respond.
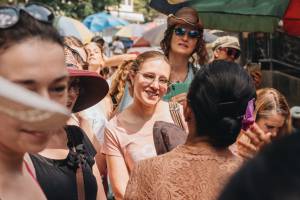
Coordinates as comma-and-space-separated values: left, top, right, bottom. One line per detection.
13, 75, 69, 86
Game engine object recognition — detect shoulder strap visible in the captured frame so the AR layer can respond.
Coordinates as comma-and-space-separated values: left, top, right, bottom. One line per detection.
169, 102, 185, 130
66, 126, 86, 200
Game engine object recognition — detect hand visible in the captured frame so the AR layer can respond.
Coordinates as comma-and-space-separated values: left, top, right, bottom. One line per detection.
237, 123, 272, 159
170, 93, 187, 105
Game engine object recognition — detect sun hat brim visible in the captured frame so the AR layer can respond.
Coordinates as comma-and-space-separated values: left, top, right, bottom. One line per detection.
0, 76, 70, 131
167, 7, 203, 30
168, 14, 203, 30
67, 68, 109, 113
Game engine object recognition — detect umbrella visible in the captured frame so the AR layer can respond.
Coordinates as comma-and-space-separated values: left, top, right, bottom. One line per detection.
150, 0, 189, 15
83, 12, 129, 32
150, 0, 300, 36
191, 0, 291, 33
133, 23, 218, 47
55, 16, 94, 43
115, 24, 146, 39
283, 0, 300, 36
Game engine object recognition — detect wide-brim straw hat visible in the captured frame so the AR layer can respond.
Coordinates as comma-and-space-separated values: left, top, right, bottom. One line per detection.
167, 7, 203, 30
68, 68, 109, 113
0, 76, 70, 131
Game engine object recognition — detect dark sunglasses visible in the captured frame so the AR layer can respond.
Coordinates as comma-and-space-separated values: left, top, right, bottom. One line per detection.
219, 47, 241, 59
0, 3, 54, 29
174, 27, 202, 39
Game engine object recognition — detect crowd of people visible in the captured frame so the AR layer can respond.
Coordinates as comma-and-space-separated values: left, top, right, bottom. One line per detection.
0, 2, 299, 200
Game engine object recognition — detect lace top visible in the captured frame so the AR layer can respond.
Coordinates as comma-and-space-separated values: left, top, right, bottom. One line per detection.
124, 142, 242, 200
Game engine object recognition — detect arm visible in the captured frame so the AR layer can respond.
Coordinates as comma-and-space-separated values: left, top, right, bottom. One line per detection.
93, 164, 107, 200
104, 54, 137, 67
106, 155, 130, 200
102, 126, 129, 200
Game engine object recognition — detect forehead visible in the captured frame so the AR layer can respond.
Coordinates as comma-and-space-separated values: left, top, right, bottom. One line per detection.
260, 113, 285, 127
86, 42, 99, 50
139, 57, 170, 75
174, 24, 198, 30
0, 38, 67, 81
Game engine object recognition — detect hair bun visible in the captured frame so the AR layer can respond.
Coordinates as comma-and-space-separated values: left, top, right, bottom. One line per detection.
210, 117, 242, 148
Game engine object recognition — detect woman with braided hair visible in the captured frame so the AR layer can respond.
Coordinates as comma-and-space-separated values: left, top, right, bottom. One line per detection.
102, 51, 187, 200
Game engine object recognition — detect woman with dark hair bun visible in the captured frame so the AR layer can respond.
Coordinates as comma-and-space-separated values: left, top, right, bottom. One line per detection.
124, 60, 256, 200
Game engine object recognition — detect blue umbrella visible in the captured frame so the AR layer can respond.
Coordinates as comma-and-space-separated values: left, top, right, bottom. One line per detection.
83, 12, 129, 32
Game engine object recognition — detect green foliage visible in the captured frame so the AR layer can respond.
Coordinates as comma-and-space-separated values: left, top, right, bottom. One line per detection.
134, 0, 159, 22
0, 0, 121, 20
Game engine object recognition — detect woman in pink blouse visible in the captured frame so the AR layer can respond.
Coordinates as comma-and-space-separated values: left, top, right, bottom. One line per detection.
124, 60, 256, 200
102, 51, 187, 199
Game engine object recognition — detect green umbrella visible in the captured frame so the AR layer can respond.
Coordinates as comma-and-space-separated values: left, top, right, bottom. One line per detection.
191, 0, 290, 32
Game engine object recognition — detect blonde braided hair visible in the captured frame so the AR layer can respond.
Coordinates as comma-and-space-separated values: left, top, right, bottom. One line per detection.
109, 51, 169, 111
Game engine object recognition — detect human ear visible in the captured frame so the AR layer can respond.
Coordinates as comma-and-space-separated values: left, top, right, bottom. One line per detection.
128, 71, 136, 86
213, 49, 219, 58
184, 103, 193, 123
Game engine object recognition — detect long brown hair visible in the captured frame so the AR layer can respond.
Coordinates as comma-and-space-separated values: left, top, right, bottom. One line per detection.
160, 24, 208, 65
255, 88, 292, 137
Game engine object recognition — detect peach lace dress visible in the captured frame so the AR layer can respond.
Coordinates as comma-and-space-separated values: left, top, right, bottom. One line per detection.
124, 141, 242, 200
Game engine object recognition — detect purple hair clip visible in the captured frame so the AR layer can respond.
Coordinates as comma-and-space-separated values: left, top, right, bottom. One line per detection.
241, 98, 255, 131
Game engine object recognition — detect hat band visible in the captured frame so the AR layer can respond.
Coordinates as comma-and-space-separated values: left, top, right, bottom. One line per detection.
168, 14, 200, 27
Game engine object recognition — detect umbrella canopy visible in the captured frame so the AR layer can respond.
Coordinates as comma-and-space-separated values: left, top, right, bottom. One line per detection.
55, 16, 94, 43
150, 0, 300, 36
115, 24, 145, 39
83, 12, 129, 32
190, 0, 290, 33
133, 23, 218, 47
150, 0, 189, 15
283, 0, 300, 36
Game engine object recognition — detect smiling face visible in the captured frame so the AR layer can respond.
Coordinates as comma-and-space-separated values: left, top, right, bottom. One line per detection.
0, 38, 68, 154
131, 57, 171, 107
170, 25, 198, 57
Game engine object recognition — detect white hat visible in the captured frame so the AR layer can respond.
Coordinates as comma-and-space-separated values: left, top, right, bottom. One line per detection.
0, 77, 70, 131
212, 36, 240, 51
290, 106, 300, 119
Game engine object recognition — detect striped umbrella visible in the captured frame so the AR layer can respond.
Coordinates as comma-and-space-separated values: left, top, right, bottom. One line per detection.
55, 16, 94, 43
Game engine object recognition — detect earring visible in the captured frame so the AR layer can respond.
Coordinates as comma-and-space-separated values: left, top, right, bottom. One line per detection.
185, 116, 191, 122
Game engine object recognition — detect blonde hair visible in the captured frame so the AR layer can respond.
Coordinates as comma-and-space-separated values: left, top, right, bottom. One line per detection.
255, 88, 292, 137
110, 51, 169, 110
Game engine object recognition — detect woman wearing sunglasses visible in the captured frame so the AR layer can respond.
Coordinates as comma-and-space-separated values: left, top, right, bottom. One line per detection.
108, 7, 207, 115
0, 3, 69, 200
160, 7, 208, 104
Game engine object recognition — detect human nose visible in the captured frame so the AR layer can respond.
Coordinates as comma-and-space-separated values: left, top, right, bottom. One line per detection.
149, 77, 160, 88
182, 32, 189, 41
38, 88, 50, 99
